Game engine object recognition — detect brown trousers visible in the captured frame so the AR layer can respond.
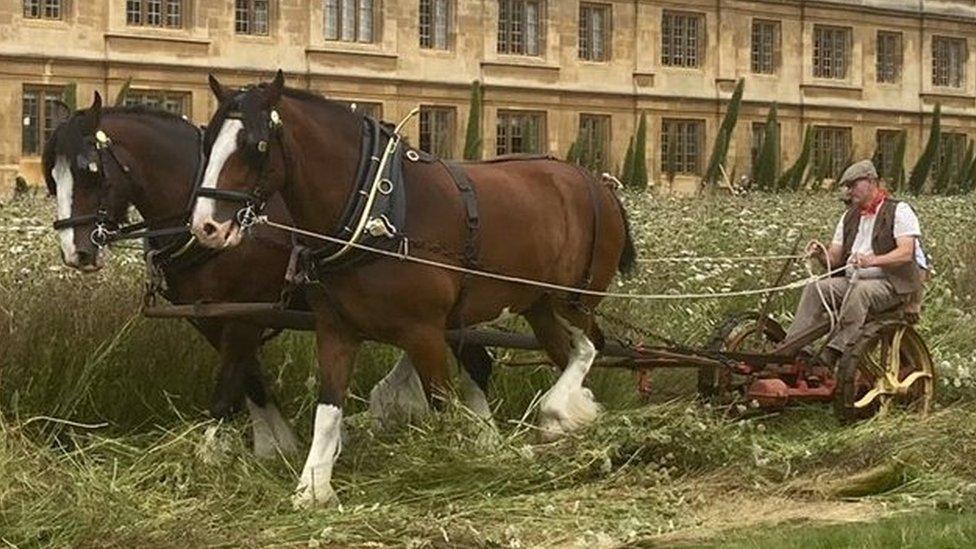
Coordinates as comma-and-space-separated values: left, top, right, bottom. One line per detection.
782, 276, 906, 354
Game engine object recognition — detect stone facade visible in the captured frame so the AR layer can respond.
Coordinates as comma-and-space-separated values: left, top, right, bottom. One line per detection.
2, 0, 976, 194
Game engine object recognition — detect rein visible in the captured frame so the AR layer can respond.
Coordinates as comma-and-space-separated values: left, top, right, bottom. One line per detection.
52, 127, 207, 248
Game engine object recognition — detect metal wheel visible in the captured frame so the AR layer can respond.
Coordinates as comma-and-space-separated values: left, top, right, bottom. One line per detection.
699, 312, 786, 400
834, 320, 935, 423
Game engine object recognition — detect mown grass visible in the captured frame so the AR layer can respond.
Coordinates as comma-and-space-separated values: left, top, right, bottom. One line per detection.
0, 190, 974, 546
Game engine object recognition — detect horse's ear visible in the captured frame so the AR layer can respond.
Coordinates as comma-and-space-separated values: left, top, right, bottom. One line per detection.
89, 92, 102, 126
265, 69, 284, 106
208, 73, 233, 103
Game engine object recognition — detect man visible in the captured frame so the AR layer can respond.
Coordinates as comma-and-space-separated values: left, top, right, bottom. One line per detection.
780, 159, 928, 367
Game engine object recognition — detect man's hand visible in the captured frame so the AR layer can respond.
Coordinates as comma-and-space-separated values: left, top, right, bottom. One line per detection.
805, 240, 827, 259
851, 253, 876, 269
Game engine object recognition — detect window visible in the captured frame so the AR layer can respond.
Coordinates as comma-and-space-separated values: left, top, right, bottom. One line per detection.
419, 106, 456, 158
661, 11, 704, 68
579, 4, 610, 62
813, 25, 851, 79
419, 0, 450, 50
577, 114, 610, 171
23, 0, 62, 20
496, 111, 545, 155
874, 129, 902, 180
933, 36, 967, 88
123, 90, 189, 116
336, 100, 383, 119
812, 126, 852, 179
497, 0, 543, 56
876, 31, 902, 83
235, 0, 269, 35
751, 121, 779, 170
22, 86, 66, 156
127, 1, 183, 29
325, 0, 375, 42
751, 19, 779, 74
936, 132, 967, 174
661, 119, 704, 175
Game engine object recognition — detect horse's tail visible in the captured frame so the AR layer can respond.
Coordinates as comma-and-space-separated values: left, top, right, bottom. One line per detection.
615, 196, 638, 276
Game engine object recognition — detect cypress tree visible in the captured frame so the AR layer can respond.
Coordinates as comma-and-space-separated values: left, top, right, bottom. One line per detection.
952, 139, 974, 194
753, 103, 780, 191
463, 80, 483, 160
632, 111, 648, 190
777, 125, 814, 191
621, 136, 635, 186
703, 78, 745, 189
908, 103, 941, 195
890, 131, 907, 192
566, 141, 579, 164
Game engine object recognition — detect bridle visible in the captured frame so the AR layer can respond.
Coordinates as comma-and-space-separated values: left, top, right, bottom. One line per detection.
52, 127, 206, 248
194, 108, 284, 232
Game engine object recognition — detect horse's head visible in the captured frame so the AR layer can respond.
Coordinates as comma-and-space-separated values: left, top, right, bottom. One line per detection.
44, 92, 129, 271
191, 71, 286, 249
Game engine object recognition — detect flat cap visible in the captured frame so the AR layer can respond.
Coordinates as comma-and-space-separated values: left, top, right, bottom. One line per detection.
838, 159, 879, 187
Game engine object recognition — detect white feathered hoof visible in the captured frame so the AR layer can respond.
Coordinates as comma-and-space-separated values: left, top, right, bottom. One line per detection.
291, 479, 338, 509
536, 385, 601, 441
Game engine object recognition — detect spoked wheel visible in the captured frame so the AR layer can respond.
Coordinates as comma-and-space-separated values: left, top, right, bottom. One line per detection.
699, 312, 786, 401
834, 320, 936, 423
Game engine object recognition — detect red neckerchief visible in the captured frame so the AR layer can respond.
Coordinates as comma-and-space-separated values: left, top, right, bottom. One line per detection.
860, 189, 890, 216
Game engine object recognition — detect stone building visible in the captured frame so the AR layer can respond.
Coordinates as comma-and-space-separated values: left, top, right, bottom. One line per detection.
2, 0, 975, 194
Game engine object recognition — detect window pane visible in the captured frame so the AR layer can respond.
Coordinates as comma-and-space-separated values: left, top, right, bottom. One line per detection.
433, 0, 448, 50
235, 0, 249, 33
341, 0, 355, 41
325, 0, 339, 39
358, 0, 372, 42
22, 91, 39, 155
525, 2, 539, 55
253, 0, 269, 35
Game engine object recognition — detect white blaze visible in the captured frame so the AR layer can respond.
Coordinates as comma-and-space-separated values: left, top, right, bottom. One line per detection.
52, 155, 77, 263
191, 118, 243, 228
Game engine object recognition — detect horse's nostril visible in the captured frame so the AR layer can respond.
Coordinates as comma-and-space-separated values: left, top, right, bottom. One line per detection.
77, 249, 95, 265
202, 222, 218, 237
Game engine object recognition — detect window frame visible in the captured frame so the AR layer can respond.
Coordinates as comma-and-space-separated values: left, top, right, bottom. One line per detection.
932, 35, 967, 89
497, 0, 545, 57
419, 0, 452, 50
419, 105, 457, 159
812, 125, 853, 180
661, 10, 705, 69
23, 0, 64, 21
235, 0, 271, 36
876, 31, 902, 84
750, 19, 780, 75
813, 25, 852, 80
126, 0, 185, 29
496, 110, 547, 156
122, 89, 191, 117
22, 85, 66, 157
578, 3, 611, 62
577, 114, 611, 172
325, 0, 377, 43
660, 118, 704, 176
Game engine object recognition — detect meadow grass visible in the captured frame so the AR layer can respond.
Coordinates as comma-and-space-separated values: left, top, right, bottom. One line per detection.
0, 190, 974, 546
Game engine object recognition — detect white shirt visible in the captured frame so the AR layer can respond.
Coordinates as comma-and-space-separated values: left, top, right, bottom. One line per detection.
831, 201, 927, 278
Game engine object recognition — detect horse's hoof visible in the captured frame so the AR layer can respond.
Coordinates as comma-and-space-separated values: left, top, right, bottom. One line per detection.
537, 387, 601, 441
291, 483, 338, 509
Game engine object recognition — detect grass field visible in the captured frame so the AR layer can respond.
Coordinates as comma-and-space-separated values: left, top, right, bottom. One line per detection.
1, 189, 974, 547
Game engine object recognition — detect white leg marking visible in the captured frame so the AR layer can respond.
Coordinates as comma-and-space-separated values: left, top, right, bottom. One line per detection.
459, 365, 492, 419
246, 398, 299, 459
293, 404, 343, 508
537, 321, 601, 440
368, 355, 429, 427
52, 156, 78, 265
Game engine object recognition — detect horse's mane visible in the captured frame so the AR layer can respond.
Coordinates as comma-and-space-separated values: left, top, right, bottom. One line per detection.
101, 105, 192, 125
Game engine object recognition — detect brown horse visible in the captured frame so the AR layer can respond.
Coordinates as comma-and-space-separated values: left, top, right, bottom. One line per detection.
191, 72, 635, 506
43, 94, 490, 454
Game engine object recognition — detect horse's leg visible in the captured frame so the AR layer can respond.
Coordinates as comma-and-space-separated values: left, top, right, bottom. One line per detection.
213, 321, 298, 458
455, 345, 493, 419
398, 326, 455, 411
368, 345, 494, 426
524, 302, 601, 440
293, 317, 360, 507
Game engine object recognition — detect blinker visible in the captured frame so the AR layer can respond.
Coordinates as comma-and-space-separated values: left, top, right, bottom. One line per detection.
257, 140, 268, 153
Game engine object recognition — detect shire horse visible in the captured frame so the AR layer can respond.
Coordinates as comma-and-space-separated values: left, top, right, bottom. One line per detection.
191, 71, 636, 506
43, 93, 491, 455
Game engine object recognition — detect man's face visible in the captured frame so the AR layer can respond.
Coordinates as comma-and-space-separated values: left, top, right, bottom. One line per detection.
847, 178, 878, 207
